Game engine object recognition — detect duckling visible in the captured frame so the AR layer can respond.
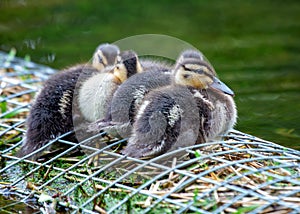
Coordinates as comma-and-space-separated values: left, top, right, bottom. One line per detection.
122, 50, 237, 158
17, 44, 120, 160
77, 50, 143, 123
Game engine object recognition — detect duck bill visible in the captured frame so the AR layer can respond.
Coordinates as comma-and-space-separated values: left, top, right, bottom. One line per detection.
210, 77, 235, 96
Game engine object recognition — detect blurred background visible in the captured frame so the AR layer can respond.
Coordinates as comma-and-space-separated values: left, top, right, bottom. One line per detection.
0, 0, 299, 149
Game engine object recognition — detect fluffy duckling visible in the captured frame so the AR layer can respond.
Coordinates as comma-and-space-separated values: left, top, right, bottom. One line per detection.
17, 44, 120, 160
122, 50, 237, 158
77, 50, 143, 122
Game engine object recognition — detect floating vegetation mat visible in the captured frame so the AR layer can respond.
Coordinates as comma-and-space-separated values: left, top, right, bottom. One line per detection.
0, 51, 300, 213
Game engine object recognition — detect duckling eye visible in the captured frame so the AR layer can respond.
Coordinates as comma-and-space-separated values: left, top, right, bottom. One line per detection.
196, 69, 204, 74
98, 55, 104, 64
183, 74, 190, 79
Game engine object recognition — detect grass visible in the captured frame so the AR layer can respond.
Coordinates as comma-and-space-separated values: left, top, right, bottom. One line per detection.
0, 97, 7, 113
1, 130, 300, 213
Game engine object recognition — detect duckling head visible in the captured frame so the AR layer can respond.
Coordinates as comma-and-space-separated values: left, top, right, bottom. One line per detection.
113, 50, 143, 83
173, 57, 234, 96
92, 43, 120, 70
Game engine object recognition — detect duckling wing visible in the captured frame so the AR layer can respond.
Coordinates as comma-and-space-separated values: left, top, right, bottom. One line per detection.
122, 94, 174, 158
122, 86, 200, 158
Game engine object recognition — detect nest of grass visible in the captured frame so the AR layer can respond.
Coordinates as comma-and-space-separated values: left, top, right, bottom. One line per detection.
1, 52, 300, 213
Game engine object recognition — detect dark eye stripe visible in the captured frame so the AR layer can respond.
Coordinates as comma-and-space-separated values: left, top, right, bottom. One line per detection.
181, 62, 214, 78
182, 64, 192, 71
98, 55, 103, 64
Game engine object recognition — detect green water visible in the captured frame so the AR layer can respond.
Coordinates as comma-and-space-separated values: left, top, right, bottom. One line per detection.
0, 0, 299, 149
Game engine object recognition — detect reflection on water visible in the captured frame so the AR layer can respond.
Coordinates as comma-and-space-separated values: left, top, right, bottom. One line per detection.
236, 91, 300, 150
0, 1, 299, 149
223, 60, 300, 150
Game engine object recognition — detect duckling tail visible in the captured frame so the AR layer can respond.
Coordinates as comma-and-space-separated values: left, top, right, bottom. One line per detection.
121, 142, 152, 158
17, 139, 50, 161
87, 120, 122, 132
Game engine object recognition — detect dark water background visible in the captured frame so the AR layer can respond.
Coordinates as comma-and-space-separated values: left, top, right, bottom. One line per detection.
0, 0, 299, 150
